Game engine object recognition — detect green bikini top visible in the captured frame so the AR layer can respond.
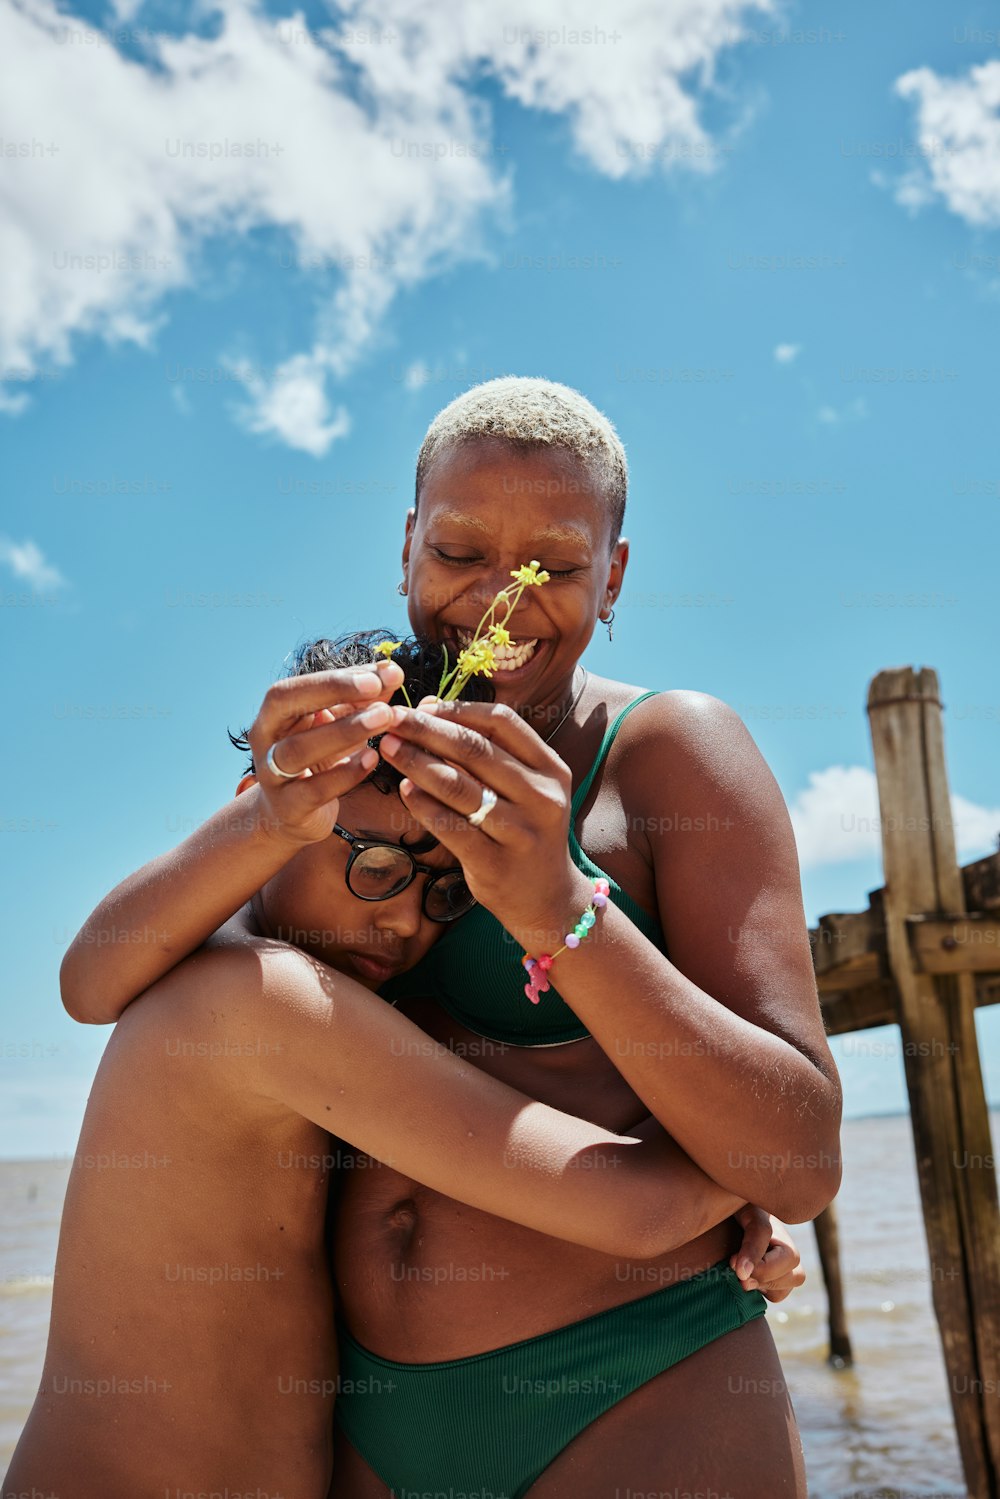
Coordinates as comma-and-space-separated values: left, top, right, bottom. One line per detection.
378, 691, 667, 1046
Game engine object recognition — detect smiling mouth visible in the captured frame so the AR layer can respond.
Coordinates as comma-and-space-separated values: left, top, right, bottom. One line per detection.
454, 627, 540, 672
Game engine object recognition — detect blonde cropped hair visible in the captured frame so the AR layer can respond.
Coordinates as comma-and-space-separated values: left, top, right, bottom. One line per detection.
414, 376, 628, 544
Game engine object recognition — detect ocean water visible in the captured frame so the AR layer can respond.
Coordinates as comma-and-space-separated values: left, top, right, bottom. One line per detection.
3, 1111, 997, 1494
765, 1110, 1000, 1499
0, 1156, 66, 1468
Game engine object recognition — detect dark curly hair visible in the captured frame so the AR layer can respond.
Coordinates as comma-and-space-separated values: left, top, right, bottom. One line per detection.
229, 628, 495, 795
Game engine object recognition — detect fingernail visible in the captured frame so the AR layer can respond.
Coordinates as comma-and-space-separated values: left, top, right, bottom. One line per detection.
737, 1258, 753, 1280
356, 672, 382, 696
418, 696, 439, 712
380, 733, 401, 754
361, 703, 393, 728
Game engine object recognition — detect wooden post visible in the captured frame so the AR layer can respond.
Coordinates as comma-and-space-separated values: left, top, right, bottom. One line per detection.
812, 1201, 852, 1366
868, 666, 1000, 1498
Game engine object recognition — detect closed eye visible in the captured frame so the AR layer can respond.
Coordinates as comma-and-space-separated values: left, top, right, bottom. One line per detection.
430, 547, 578, 577
430, 547, 480, 566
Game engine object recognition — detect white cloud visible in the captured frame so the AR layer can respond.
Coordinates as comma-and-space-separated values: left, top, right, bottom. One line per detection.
226, 352, 352, 456
892, 60, 1000, 227
170, 383, 191, 417
403, 359, 431, 391
0, 0, 773, 450
817, 396, 866, 426
774, 342, 800, 363
952, 791, 1000, 857
0, 536, 66, 591
789, 765, 881, 869
344, 0, 774, 181
789, 763, 1000, 870
0, 388, 31, 416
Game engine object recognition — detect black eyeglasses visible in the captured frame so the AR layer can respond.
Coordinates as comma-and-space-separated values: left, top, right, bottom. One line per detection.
331, 824, 477, 923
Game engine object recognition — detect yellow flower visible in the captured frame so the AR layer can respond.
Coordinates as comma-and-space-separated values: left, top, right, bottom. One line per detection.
374, 640, 403, 658
439, 564, 546, 697
457, 642, 496, 679
509, 559, 550, 587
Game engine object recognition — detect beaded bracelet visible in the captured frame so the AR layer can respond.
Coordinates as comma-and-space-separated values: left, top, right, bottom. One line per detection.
521, 879, 610, 1004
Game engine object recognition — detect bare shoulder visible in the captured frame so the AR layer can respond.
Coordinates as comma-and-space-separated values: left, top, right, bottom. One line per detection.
107, 938, 354, 1114
628, 686, 750, 741
591, 673, 745, 740
611, 686, 768, 800
128, 934, 340, 1036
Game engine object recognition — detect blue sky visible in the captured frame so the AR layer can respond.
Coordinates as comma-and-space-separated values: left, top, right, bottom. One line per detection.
2, 0, 999, 1157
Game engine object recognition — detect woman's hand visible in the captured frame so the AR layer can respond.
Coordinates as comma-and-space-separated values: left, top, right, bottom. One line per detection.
730, 1207, 805, 1305
377, 698, 583, 939
244, 659, 405, 847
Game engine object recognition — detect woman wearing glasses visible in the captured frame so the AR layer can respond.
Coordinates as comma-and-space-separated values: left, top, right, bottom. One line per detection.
54, 379, 836, 1496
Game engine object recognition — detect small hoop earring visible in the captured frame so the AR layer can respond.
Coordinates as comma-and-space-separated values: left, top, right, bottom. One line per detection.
396, 580, 407, 596
603, 608, 615, 643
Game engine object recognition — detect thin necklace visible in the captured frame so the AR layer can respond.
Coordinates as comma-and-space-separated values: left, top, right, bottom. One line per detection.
542, 666, 588, 745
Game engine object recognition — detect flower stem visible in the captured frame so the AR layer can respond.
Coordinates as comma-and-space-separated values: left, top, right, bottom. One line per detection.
434, 562, 546, 700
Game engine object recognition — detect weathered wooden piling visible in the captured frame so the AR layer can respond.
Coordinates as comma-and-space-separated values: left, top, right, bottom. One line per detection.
805, 665, 1000, 1497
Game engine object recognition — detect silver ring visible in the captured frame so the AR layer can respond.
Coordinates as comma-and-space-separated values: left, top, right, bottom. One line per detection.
266, 742, 304, 781
466, 784, 498, 829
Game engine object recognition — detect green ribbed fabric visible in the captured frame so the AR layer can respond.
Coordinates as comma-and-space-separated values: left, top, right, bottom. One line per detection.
378, 691, 666, 1045
334, 1259, 767, 1499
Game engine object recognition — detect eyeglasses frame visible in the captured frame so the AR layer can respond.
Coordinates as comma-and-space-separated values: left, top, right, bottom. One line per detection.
331, 823, 475, 923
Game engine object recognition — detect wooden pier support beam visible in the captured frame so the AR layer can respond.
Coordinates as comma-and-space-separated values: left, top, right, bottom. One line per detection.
868, 666, 1000, 1498
812, 1200, 853, 1366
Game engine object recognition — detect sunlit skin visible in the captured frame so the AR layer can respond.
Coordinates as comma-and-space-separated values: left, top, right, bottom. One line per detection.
4, 784, 468, 1499
330, 436, 811, 1496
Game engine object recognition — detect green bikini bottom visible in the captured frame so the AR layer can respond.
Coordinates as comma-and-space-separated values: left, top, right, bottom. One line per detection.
333, 1257, 768, 1499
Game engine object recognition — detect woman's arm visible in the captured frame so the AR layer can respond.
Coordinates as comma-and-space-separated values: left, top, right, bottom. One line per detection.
146, 938, 747, 1261
376, 697, 843, 1225
61, 663, 403, 1023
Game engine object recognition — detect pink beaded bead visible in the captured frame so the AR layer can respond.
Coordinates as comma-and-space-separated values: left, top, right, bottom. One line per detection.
524, 970, 549, 1003
592, 892, 608, 908
564, 932, 580, 948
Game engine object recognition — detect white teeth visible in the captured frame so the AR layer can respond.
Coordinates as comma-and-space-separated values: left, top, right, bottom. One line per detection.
457, 629, 539, 671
